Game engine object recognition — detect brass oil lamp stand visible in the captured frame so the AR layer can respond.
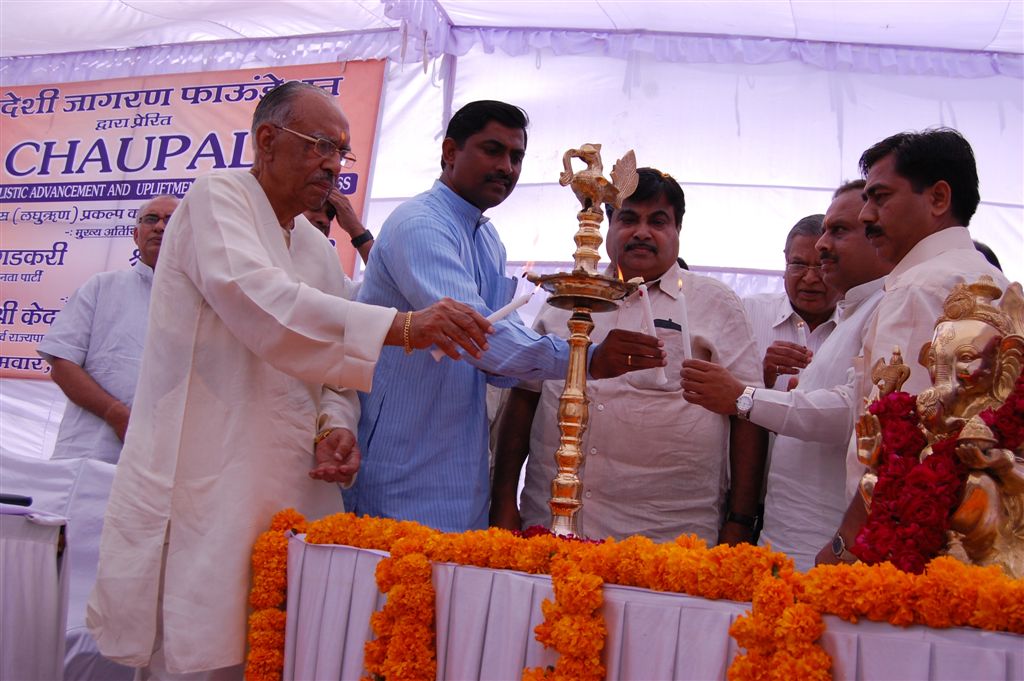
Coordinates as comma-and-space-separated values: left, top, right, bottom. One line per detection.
526, 144, 639, 537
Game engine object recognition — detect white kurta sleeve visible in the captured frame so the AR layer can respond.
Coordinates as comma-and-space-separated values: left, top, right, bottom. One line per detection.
318, 386, 360, 433
180, 173, 396, 391
749, 375, 857, 445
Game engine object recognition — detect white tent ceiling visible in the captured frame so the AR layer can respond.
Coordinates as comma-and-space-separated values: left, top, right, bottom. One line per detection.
1, 0, 1022, 58
1, 1, 1022, 283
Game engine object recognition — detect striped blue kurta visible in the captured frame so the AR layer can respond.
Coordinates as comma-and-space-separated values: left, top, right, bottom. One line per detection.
346, 181, 571, 532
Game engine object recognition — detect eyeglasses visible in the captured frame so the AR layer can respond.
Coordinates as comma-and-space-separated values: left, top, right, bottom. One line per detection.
274, 125, 357, 168
139, 214, 172, 226
785, 263, 824, 276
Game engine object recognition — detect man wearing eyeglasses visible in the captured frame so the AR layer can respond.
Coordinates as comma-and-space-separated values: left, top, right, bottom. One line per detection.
742, 215, 841, 390
37, 194, 178, 463
682, 181, 893, 569
88, 81, 493, 679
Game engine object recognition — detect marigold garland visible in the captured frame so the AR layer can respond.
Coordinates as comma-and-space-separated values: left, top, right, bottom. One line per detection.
245, 508, 307, 681
729, 573, 830, 681
247, 511, 1024, 681
523, 555, 607, 681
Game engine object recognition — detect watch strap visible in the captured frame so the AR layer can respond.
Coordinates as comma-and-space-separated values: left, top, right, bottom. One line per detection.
831, 532, 858, 562
724, 510, 759, 528
351, 230, 374, 248
736, 385, 756, 420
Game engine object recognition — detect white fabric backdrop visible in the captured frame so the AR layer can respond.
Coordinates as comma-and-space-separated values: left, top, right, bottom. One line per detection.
1, 0, 1021, 453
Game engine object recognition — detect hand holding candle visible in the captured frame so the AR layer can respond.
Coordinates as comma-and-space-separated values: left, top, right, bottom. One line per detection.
796, 319, 808, 348
794, 320, 809, 377
430, 287, 536, 361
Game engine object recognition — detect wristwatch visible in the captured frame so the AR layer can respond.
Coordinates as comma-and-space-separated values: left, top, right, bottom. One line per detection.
350, 230, 374, 248
735, 386, 756, 420
831, 532, 857, 563
725, 510, 759, 529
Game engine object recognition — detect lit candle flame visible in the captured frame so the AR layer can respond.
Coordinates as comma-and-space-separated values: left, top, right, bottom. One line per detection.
616, 265, 624, 282
676, 275, 692, 361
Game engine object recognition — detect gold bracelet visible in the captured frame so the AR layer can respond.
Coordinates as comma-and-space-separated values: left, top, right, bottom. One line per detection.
403, 311, 414, 354
313, 428, 334, 446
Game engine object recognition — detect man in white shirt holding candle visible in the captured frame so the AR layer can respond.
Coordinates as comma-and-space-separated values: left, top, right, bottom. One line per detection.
743, 215, 840, 390
680, 180, 893, 569
491, 168, 766, 545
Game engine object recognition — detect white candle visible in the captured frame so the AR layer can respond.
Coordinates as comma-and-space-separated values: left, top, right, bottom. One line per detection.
637, 283, 668, 385
676, 277, 692, 361
796, 320, 808, 348
430, 288, 535, 361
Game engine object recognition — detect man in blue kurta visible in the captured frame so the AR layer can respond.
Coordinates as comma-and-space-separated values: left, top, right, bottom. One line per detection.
348, 100, 664, 532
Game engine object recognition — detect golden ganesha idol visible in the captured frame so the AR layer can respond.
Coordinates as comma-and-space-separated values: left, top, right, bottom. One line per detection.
856, 276, 1024, 577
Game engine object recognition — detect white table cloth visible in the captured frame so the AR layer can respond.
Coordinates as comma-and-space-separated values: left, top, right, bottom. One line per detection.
0, 453, 132, 681
285, 535, 1024, 681
0, 506, 68, 681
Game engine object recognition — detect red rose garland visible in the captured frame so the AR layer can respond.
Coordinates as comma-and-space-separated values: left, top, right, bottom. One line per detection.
853, 375, 1024, 573
980, 373, 1024, 450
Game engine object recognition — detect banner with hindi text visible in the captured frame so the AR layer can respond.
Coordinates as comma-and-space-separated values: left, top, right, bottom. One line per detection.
0, 60, 386, 379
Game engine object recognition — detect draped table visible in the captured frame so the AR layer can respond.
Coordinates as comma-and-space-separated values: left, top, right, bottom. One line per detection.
0, 504, 69, 681
284, 535, 1023, 681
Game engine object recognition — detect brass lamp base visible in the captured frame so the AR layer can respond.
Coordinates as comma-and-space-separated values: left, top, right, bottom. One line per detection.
526, 271, 636, 538
538, 143, 639, 538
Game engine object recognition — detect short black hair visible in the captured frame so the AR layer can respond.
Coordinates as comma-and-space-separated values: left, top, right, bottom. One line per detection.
859, 128, 980, 226
605, 167, 686, 230
833, 179, 866, 199
442, 100, 529, 169
784, 214, 825, 257
973, 240, 1002, 271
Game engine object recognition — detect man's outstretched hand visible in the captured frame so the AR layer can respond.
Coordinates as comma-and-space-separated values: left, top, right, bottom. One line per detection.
310, 427, 360, 486
681, 359, 745, 414
389, 298, 495, 360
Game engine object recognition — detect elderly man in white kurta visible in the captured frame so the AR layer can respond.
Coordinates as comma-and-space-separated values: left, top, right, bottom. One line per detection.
87, 82, 492, 679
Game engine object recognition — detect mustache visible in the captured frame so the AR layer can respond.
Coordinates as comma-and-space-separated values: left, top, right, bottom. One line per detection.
819, 250, 837, 264
864, 223, 883, 238
485, 173, 512, 186
625, 241, 657, 254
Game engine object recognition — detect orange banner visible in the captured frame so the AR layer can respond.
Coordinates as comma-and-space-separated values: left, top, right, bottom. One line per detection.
0, 60, 386, 379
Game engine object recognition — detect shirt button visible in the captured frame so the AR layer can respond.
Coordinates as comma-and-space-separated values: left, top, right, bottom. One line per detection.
597, 404, 605, 411
590, 447, 597, 455
585, 491, 592, 498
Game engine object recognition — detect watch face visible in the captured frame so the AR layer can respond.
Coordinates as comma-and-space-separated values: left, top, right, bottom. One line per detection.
831, 533, 844, 556
737, 395, 753, 412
